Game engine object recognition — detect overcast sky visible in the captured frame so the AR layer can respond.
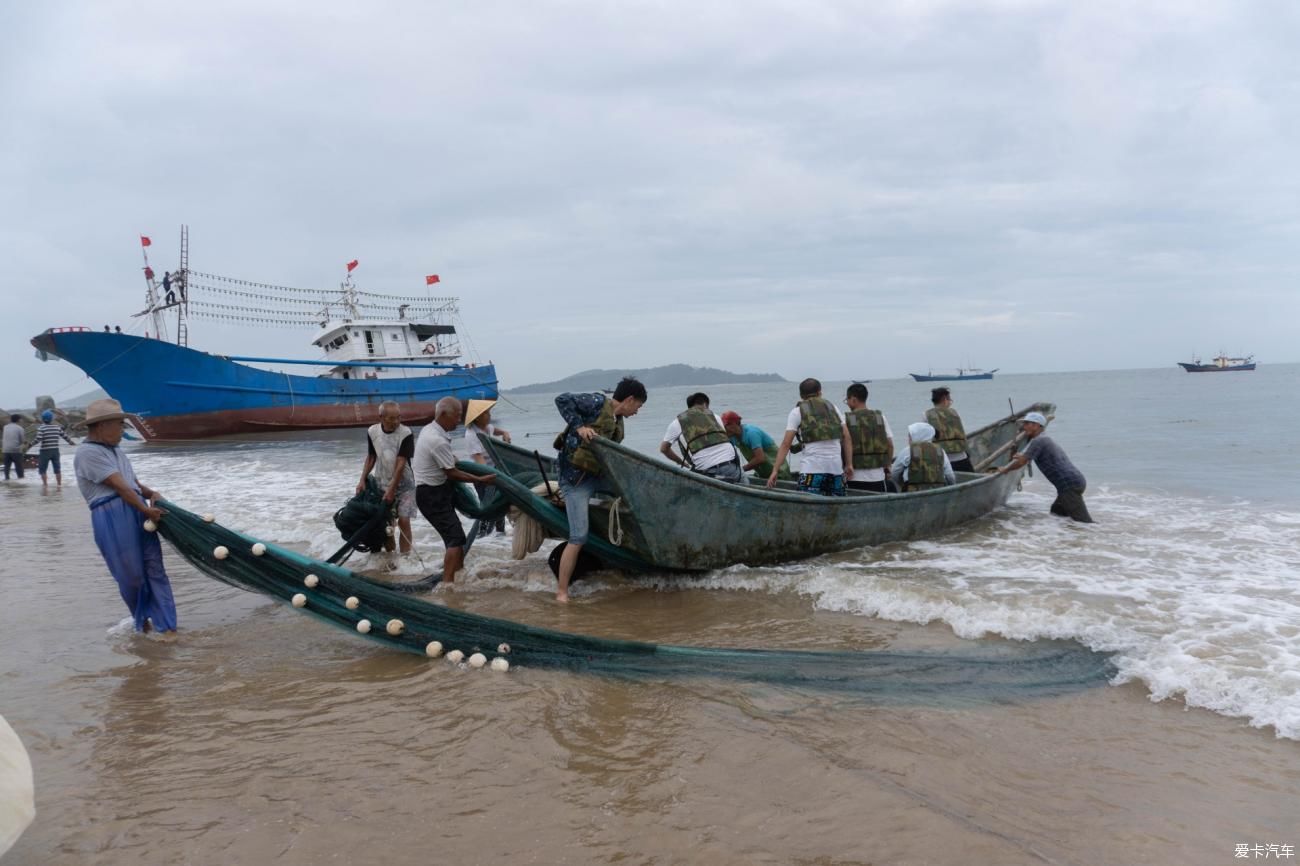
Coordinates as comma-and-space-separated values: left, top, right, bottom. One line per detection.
3, 0, 1298, 406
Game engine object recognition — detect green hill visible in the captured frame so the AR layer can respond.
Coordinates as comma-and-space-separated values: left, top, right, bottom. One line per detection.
508, 364, 786, 395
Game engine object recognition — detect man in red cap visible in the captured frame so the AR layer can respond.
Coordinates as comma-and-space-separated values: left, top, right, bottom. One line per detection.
721, 411, 789, 481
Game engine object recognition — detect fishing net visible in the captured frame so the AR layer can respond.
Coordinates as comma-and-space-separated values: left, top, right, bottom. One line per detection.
330, 476, 389, 560
154, 498, 1114, 704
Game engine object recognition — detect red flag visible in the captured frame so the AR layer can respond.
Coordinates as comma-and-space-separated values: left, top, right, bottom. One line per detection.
346, 259, 359, 273
425, 274, 440, 285
140, 235, 152, 247
144, 266, 155, 280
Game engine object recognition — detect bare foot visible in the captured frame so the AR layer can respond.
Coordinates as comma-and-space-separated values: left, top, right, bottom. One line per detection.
555, 592, 569, 604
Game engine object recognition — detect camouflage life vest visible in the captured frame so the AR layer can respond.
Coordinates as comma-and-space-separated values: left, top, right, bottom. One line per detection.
925, 406, 968, 455
568, 397, 624, 476
907, 441, 947, 491
676, 407, 730, 457
845, 408, 889, 470
797, 397, 841, 444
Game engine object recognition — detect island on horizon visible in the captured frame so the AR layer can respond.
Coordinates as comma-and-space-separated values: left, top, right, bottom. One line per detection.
506, 364, 788, 395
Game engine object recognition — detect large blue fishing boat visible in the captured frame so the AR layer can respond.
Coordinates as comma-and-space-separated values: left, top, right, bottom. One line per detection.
909, 367, 998, 382
30, 228, 497, 441
1177, 354, 1256, 373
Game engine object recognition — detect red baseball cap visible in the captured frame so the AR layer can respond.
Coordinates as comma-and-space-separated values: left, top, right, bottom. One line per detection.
720, 411, 742, 425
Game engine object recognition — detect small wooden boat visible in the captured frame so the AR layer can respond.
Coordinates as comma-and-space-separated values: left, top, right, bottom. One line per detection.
475, 403, 1052, 572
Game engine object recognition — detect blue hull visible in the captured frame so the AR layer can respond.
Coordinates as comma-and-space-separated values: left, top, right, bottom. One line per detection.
32, 331, 497, 440
1177, 362, 1256, 372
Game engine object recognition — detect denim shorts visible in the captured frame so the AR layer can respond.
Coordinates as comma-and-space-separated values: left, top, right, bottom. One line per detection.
559, 474, 603, 544
38, 449, 61, 475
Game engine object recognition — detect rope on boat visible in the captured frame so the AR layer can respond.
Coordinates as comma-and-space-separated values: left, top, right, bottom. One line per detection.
607, 497, 624, 546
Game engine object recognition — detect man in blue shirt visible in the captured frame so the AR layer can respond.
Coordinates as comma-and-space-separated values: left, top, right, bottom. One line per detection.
721, 411, 789, 480
998, 412, 1094, 523
553, 377, 648, 602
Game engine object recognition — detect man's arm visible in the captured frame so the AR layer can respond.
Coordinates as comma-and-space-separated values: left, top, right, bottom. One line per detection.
358, 452, 376, 494
659, 441, 686, 466
742, 447, 768, 472
446, 467, 495, 485
766, 431, 797, 488
943, 454, 956, 485
494, 426, 512, 444
102, 472, 163, 521
999, 453, 1030, 475
840, 424, 854, 481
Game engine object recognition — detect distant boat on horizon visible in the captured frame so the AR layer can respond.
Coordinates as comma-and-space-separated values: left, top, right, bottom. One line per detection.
909, 367, 998, 382
1178, 354, 1255, 373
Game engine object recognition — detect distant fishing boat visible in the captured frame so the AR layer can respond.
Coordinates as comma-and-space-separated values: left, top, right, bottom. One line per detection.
30, 227, 497, 441
909, 367, 998, 382
1177, 354, 1256, 373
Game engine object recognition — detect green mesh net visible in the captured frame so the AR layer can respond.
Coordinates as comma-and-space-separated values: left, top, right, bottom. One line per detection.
155, 498, 1113, 704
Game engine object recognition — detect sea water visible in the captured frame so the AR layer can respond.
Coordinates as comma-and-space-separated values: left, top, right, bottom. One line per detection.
98, 363, 1300, 740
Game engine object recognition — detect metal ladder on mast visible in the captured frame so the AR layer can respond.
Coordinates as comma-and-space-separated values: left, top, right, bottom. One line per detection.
175, 224, 190, 347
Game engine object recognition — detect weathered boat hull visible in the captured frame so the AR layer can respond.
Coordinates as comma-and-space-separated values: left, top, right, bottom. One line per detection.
30, 330, 497, 441
480, 404, 1052, 571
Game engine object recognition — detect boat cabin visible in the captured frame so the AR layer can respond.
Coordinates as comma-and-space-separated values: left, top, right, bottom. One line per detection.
311, 319, 459, 380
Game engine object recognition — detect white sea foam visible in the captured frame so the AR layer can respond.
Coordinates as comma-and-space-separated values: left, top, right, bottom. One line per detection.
131, 446, 1300, 739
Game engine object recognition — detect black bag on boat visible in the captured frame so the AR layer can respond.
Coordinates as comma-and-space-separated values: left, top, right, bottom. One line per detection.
332, 476, 390, 554
547, 541, 602, 584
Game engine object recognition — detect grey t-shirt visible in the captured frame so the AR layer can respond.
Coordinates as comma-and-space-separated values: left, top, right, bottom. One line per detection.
73, 442, 140, 504
413, 423, 457, 486
1022, 435, 1086, 491
2, 422, 24, 452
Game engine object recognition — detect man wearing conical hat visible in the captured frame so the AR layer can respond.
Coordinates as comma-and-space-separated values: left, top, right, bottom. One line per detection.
72, 399, 178, 634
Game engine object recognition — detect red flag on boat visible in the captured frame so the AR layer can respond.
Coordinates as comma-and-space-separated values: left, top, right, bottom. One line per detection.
425, 274, 440, 285
140, 235, 152, 247
144, 266, 155, 280
346, 259, 359, 272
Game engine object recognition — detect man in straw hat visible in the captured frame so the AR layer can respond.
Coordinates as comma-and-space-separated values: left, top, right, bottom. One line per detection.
996, 412, 1094, 523
73, 399, 177, 634
463, 399, 512, 535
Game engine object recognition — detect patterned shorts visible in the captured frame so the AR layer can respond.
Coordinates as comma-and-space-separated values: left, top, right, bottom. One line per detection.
797, 473, 846, 497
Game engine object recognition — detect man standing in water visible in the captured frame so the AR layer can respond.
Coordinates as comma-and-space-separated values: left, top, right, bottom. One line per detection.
553, 377, 648, 603
2, 415, 26, 480
357, 401, 416, 558
73, 399, 177, 634
997, 412, 1094, 523
413, 397, 497, 583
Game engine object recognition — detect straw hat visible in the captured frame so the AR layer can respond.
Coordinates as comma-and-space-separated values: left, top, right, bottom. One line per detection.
84, 398, 127, 425
464, 399, 496, 426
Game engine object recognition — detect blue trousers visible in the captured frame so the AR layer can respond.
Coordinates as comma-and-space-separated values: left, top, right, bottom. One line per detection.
90, 494, 178, 632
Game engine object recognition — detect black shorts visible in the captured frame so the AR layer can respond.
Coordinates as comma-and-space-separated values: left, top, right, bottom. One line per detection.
416, 483, 467, 548
950, 456, 975, 473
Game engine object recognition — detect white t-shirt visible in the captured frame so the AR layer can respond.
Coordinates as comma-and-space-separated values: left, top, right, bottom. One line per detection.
662, 412, 737, 471
464, 423, 497, 467
847, 413, 894, 483
786, 403, 847, 476
413, 423, 457, 486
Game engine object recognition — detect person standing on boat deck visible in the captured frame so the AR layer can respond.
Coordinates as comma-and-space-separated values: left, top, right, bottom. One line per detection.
357, 401, 416, 556
33, 409, 76, 489
659, 393, 745, 484
73, 399, 177, 634
891, 422, 955, 491
413, 397, 496, 584
997, 412, 1094, 523
3, 415, 26, 480
844, 384, 897, 493
722, 411, 790, 481
766, 378, 854, 496
162, 271, 176, 305
463, 400, 512, 536
554, 377, 648, 603
925, 387, 975, 473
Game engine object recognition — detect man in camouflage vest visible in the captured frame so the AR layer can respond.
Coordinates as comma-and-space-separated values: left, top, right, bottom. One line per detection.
926, 387, 975, 472
844, 383, 896, 493
553, 377, 649, 602
891, 422, 955, 491
659, 392, 744, 483
766, 378, 854, 496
